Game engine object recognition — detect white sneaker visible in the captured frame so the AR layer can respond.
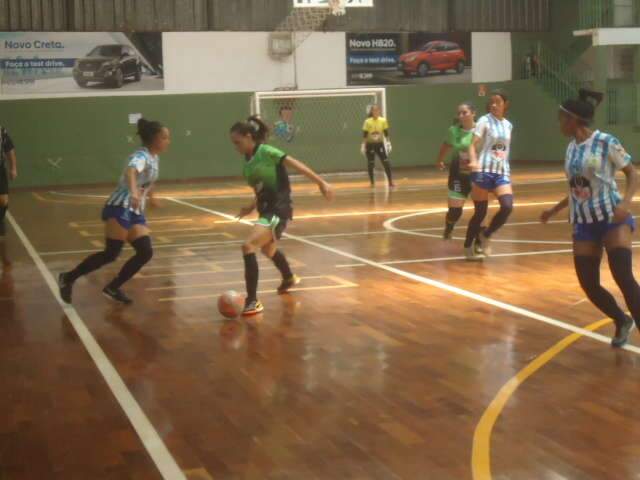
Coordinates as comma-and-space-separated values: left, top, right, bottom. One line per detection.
478, 231, 492, 257
465, 247, 484, 262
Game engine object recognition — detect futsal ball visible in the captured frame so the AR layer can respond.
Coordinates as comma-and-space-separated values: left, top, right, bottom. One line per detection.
218, 290, 244, 319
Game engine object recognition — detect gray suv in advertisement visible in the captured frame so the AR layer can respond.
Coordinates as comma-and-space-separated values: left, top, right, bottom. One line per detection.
73, 44, 142, 88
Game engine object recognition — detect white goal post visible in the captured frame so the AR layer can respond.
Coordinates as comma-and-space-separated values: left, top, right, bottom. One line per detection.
251, 87, 386, 117
250, 87, 388, 174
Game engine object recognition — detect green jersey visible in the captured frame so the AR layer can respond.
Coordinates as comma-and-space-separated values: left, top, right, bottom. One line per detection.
244, 143, 292, 216
445, 125, 474, 176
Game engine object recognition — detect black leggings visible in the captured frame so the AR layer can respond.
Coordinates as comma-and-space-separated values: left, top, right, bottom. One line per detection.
575, 248, 640, 325
365, 143, 393, 185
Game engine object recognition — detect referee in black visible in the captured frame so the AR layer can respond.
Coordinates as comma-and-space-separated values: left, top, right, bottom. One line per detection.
0, 125, 17, 239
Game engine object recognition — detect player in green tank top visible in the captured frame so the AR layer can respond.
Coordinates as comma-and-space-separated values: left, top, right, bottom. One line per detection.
231, 116, 333, 316
436, 102, 477, 242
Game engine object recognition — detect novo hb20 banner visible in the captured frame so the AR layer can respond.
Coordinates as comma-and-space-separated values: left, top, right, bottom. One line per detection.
347, 32, 472, 86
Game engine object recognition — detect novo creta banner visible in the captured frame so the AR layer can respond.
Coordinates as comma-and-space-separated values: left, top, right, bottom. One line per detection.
347, 32, 472, 86
0, 32, 164, 95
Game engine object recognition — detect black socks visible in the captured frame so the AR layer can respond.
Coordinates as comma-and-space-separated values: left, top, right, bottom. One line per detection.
271, 250, 293, 280
464, 201, 488, 248
66, 238, 124, 283
244, 253, 259, 303
107, 236, 153, 290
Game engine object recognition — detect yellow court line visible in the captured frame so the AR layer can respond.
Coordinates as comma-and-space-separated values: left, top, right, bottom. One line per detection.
471, 317, 612, 480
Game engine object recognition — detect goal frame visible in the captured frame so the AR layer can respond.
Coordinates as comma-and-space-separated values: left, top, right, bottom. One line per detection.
251, 87, 387, 118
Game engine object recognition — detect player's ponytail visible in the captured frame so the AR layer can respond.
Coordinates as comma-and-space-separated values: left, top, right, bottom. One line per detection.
137, 118, 164, 146
560, 88, 604, 125
230, 116, 269, 143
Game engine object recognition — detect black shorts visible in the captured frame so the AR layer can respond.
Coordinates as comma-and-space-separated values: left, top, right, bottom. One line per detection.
258, 207, 293, 240
366, 142, 388, 161
448, 171, 471, 199
0, 164, 8, 195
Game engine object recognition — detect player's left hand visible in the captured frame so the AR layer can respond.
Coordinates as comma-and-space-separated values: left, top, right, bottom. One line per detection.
385, 140, 392, 154
8, 168, 17, 181
319, 181, 334, 202
613, 202, 631, 224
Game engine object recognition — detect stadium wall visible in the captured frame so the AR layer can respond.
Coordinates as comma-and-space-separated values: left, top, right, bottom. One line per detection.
7, 79, 631, 188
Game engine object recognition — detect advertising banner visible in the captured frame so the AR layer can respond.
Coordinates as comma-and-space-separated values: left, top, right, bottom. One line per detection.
347, 32, 472, 86
0, 32, 164, 95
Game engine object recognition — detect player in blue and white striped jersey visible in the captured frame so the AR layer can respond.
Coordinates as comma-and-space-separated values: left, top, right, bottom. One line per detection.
542, 89, 640, 348
463, 90, 514, 260
105, 147, 159, 215
58, 118, 171, 305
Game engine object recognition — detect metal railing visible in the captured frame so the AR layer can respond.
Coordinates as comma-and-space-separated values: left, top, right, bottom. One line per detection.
607, 83, 639, 124
530, 43, 592, 104
578, 0, 640, 29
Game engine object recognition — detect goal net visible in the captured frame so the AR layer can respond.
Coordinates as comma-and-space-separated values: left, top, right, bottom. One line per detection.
251, 88, 387, 176
272, 0, 348, 56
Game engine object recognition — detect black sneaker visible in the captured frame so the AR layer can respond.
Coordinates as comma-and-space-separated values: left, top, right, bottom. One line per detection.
102, 286, 133, 305
242, 299, 264, 316
58, 272, 73, 304
278, 275, 301, 294
612, 315, 634, 348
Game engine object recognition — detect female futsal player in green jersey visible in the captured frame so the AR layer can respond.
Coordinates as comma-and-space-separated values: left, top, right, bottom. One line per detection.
230, 116, 333, 316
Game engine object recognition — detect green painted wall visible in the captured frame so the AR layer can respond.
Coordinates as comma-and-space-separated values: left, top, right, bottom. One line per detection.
4, 78, 634, 189
3, 92, 249, 188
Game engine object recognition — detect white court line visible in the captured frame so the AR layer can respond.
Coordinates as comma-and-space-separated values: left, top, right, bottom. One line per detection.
337, 244, 640, 268
39, 238, 245, 256
6, 212, 186, 480
336, 248, 576, 267
47, 176, 568, 202
336, 243, 640, 268
211, 207, 445, 224
165, 197, 640, 356
571, 298, 591, 307
146, 275, 330, 291
160, 283, 358, 302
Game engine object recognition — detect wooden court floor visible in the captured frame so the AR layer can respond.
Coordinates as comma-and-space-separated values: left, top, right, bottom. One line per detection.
2, 167, 640, 480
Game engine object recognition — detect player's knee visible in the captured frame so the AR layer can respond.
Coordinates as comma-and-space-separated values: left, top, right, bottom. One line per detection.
499, 194, 514, 215
242, 242, 256, 255
472, 201, 488, 220
574, 255, 600, 292
103, 238, 124, 263
447, 207, 463, 223
133, 236, 153, 264
608, 248, 636, 285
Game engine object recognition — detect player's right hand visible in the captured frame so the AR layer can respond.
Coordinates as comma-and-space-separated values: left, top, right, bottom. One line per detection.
130, 195, 141, 211
437, 161, 446, 171
540, 209, 554, 224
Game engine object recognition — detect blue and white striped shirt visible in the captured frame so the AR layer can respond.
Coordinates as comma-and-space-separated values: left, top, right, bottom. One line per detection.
106, 148, 159, 215
565, 130, 631, 224
474, 113, 513, 176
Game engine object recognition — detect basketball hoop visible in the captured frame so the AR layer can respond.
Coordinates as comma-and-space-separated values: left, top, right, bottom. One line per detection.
329, 0, 347, 16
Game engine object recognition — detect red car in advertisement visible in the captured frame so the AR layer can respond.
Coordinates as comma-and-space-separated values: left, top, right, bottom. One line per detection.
398, 41, 466, 77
